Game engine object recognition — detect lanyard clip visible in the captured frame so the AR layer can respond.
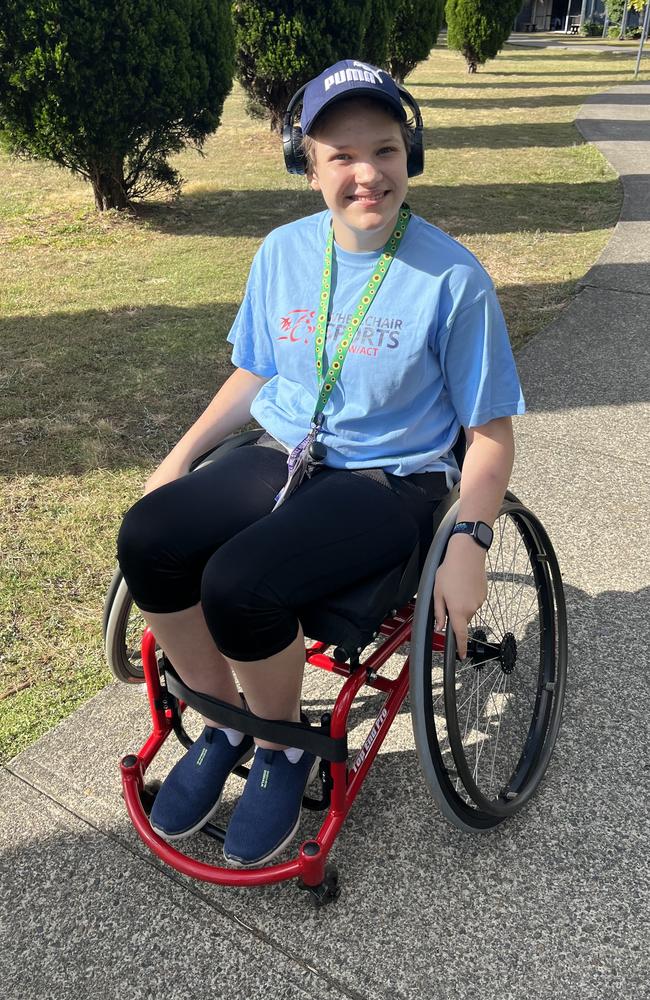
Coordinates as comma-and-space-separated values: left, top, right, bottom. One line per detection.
308, 440, 327, 463
308, 413, 325, 463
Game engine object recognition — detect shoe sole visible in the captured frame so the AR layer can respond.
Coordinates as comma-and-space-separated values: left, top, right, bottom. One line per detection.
224, 757, 321, 868
151, 743, 255, 843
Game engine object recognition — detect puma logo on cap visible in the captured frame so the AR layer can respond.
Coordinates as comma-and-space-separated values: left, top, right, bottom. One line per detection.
324, 65, 383, 92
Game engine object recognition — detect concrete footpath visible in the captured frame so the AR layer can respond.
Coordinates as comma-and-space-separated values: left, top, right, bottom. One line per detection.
2, 87, 649, 1000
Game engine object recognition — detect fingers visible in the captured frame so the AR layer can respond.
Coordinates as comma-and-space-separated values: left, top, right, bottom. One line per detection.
433, 584, 446, 634
449, 613, 469, 660
435, 592, 470, 657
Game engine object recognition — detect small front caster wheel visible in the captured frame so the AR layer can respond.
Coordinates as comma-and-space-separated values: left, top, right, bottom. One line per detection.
298, 863, 341, 907
139, 780, 162, 816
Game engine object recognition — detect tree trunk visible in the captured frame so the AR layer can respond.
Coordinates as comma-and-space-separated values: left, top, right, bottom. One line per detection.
463, 46, 479, 73
269, 107, 284, 134
90, 157, 129, 211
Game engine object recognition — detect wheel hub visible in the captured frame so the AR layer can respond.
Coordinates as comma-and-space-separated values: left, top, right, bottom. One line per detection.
500, 632, 517, 674
470, 628, 490, 669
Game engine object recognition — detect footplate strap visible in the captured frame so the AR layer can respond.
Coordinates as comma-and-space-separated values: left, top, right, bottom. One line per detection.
163, 663, 348, 763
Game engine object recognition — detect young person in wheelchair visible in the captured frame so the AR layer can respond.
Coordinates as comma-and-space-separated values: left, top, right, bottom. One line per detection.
116, 59, 525, 868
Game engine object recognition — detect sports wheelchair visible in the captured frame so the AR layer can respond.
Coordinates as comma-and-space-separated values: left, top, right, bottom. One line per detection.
104, 429, 567, 905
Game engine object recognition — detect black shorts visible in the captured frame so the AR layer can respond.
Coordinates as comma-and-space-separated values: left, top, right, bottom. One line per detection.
117, 444, 447, 661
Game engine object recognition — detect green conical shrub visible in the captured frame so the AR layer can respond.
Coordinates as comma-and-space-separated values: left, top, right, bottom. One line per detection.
0, 0, 235, 210
387, 0, 444, 83
446, 0, 521, 72
234, 1, 390, 131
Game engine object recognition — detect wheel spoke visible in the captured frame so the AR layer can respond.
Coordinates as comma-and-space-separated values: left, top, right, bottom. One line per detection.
457, 663, 505, 753
473, 670, 508, 781
454, 661, 502, 714
485, 673, 509, 793
486, 551, 507, 634
510, 629, 541, 650
510, 588, 541, 634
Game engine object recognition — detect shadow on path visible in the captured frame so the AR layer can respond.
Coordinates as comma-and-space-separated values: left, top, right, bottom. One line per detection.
586, 91, 650, 105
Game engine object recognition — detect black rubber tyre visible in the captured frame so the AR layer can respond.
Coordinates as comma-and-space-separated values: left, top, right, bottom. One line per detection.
103, 569, 147, 683
443, 501, 567, 817
411, 497, 504, 832
410, 493, 567, 833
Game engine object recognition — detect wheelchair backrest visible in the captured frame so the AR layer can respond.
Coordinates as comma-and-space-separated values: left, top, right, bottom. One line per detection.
193, 427, 467, 476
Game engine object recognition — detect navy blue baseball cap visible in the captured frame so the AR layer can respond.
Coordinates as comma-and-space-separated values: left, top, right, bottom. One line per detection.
300, 59, 407, 135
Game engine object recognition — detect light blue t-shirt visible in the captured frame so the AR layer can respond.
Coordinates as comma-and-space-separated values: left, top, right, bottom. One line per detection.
227, 210, 525, 481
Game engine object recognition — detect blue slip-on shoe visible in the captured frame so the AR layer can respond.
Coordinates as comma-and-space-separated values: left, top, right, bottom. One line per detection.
223, 747, 319, 868
223, 746, 319, 867
150, 725, 254, 841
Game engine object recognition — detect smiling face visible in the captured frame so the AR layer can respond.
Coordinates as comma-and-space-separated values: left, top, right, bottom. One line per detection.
307, 98, 409, 253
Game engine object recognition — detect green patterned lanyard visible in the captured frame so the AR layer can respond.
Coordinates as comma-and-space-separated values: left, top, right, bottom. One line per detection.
313, 204, 411, 421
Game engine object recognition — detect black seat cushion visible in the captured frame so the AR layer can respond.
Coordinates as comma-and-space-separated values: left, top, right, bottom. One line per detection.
299, 484, 460, 659
299, 544, 420, 657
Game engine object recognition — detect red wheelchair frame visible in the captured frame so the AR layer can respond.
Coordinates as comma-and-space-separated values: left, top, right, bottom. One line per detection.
121, 603, 444, 902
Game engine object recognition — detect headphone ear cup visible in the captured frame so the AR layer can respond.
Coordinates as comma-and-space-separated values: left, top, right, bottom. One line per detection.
291, 126, 307, 174
407, 126, 424, 178
283, 120, 307, 175
283, 82, 309, 175
396, 83, 425, 178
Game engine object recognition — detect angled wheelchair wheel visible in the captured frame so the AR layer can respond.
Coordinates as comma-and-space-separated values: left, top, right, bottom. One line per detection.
410, 494, 567, 832
443, 500, 567, 818
103, 568, 148, 683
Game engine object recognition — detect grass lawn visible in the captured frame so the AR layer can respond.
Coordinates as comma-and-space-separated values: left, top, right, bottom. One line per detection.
1, 44, 647, 764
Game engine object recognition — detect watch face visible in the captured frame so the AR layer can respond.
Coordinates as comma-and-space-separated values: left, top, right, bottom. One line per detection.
476, 522, 493, 547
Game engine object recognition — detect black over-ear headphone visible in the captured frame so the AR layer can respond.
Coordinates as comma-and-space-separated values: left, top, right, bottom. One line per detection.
282, 82, 424, 178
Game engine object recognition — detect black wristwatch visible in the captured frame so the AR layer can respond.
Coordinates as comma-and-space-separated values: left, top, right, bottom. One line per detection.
451, 520, 493, 550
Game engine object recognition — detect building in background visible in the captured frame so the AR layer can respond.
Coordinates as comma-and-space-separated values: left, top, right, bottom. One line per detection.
514, 1, 610, 32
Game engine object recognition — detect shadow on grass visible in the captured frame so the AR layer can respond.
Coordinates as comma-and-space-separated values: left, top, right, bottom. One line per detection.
138, 178, 620, 239
419, 89, 650, 111
425, 117, 650, 147
4, 262, 649, 478
1, 302, 240, 477
136, 188, 321, 239
417, 92, 618, 110
406, 75, 636, 90
423, 120, 583, 148
474, 68, 639, 76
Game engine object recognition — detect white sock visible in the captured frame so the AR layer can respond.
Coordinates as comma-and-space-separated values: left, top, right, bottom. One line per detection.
220, 726, 245, 747
283, 747, 304, 764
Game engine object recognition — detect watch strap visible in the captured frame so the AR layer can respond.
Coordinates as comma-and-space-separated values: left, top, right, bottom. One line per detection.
451, 520, 493, 550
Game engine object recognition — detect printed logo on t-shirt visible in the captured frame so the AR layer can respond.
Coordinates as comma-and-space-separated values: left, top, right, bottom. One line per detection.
278, 309, 402, 357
